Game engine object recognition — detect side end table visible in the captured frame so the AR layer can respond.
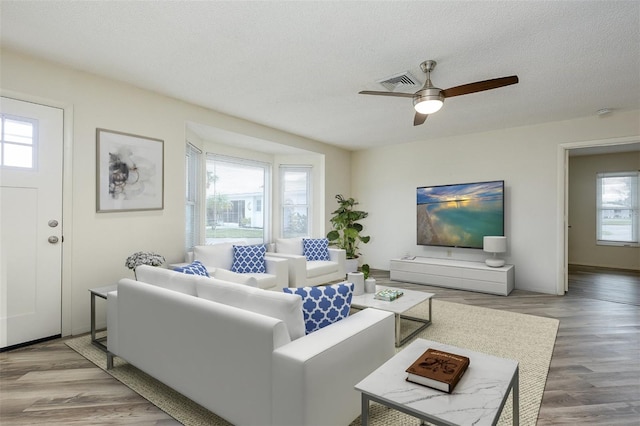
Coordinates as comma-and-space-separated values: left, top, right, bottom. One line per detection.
355, 338, 519, 425
89, 284, 117, 351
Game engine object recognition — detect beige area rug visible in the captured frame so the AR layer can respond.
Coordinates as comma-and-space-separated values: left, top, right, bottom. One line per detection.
66, 300, 558, 426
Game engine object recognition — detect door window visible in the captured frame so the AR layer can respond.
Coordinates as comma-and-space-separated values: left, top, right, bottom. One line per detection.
1, 114, 37, 169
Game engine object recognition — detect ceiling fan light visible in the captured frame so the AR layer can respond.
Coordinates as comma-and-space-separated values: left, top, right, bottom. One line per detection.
414, 99, 443, 114
413, 88, 444, 114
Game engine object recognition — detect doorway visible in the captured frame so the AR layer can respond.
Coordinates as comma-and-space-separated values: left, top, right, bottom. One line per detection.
559, 136, 640, 294
0, 96, 64, 350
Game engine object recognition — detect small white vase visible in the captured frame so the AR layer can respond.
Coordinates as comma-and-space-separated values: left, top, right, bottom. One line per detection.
347, 272, 365, 296
365, 278, 376, 293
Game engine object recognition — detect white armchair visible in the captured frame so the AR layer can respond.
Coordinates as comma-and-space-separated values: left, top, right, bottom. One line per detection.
192, 242, 289, 291
267, 237, 346, 287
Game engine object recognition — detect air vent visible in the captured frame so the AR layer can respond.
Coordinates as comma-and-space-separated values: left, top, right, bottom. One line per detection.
377, 71, 422, 92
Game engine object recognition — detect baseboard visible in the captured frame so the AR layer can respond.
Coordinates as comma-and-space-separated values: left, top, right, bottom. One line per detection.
1, 334, 61, 352
569, 263, 640, 272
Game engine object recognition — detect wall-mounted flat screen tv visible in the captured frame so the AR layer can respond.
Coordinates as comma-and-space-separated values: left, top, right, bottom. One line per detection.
417, 180, 504, 249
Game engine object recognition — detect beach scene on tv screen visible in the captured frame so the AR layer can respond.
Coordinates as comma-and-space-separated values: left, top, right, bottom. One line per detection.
417, 181, 504, 249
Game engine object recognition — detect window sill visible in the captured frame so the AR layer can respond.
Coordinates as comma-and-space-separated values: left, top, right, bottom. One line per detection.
596, 240, 640, 248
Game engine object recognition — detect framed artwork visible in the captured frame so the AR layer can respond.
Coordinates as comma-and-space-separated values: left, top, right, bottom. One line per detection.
96, 128, 164, 212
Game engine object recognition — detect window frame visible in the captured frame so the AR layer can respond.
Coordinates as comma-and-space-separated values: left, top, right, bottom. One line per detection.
185, 142, 202, 251
280, 165, 312, 239
596, 170, 639, 247
205, 154, 271, 244
1, 113, 38, 170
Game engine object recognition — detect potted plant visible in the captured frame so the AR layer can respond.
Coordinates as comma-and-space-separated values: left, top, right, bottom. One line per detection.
125, 251, 165, 279
327, 194, 370, 273
361, 264, 376, 293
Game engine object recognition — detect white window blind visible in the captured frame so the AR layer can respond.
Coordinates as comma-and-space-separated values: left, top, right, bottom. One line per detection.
185, 143, 202, 251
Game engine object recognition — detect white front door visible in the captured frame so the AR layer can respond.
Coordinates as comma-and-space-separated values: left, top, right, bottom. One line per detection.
0, 97, 64, 349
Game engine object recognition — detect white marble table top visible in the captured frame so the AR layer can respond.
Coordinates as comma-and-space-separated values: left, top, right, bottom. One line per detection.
350, 285, 434, 314
355, 338, 519, 426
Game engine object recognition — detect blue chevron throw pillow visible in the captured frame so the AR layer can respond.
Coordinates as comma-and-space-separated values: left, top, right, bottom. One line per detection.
283, 282, 354, 334
231, 244, 266, 273
302, 238, 330, 261
173, 260, 209, 277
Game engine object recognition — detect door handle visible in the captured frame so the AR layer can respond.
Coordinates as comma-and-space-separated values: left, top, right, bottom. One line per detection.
48, 236, 59, 244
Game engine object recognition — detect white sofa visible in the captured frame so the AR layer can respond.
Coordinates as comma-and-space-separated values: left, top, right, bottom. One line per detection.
107, 265, 395, 426
190, 242, 289, 291
268, 237, 346, 287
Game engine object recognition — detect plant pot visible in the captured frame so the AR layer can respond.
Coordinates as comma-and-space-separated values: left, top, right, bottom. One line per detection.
365, 278, 376, 293
345, 258, 359, 274
347, 272, 365, 296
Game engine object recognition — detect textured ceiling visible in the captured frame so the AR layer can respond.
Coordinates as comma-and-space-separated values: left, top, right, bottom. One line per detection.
1, 1, 639, 151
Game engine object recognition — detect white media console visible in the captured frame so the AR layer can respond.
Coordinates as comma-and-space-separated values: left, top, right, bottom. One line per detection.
390, 257, 514, 296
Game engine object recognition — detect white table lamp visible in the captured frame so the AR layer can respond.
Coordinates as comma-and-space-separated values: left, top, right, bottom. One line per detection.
483, 236, 507, 267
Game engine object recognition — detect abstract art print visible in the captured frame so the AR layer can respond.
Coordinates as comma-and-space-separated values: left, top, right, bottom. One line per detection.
96, 128, 164, 212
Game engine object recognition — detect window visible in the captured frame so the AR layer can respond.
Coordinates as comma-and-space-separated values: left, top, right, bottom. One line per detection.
1, 114, 37, 169
206, 155, 270, 244
596, 171, 639, 246
185, 143, 202, 251
281, 166, 311, 238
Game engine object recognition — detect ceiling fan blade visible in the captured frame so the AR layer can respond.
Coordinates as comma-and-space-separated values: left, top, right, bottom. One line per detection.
441, 76, 518, 98
414, 112, 428, 126
359, 90, 415, 98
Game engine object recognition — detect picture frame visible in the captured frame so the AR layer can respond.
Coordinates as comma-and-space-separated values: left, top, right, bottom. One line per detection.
96, 128, 164, 212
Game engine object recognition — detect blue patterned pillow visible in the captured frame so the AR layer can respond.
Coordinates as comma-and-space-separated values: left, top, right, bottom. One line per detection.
302, 238, 330, 261
283, 282, 354, 334
173, 260, 209, 277
231, 244, 266, 273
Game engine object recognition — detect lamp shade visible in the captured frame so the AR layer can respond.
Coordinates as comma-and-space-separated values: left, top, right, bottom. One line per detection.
413, 88, 444, 114
414, 99, 443, 114
483, 236, 507, 253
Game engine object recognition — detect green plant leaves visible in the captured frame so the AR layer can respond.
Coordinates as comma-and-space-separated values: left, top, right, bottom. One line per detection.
326, 194, 369, 259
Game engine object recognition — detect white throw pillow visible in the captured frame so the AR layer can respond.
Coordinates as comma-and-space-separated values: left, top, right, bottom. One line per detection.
276, 237, 304, 256
134, 265, 198, 296
194, 242, 245, 269
196, 278, 305, 340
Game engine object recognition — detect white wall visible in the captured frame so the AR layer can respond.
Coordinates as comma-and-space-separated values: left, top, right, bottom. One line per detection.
352, 111, 640, 294
0, 49, 350, 335
568, 152, 640, 269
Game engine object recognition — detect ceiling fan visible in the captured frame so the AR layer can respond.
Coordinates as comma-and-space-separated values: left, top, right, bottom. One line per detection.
359, 60, 519, 126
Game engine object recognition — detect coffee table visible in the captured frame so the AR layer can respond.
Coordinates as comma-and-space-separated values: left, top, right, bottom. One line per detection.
350, 285, 433, 347
355, 338, 519, 426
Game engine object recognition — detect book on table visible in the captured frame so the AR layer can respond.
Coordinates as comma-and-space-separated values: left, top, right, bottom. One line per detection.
374, 289, 404, 301
405, 348, 470, 393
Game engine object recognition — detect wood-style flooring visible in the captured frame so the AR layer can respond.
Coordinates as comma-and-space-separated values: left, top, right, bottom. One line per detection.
1, 264, 638, 425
